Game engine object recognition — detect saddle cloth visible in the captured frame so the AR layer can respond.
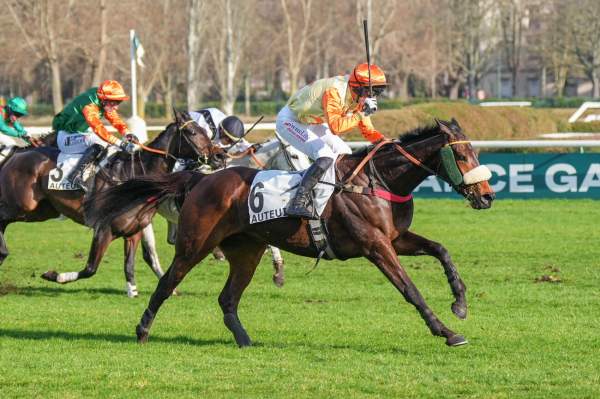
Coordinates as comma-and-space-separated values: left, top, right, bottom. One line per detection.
47, 147, 117, 191
248, 166, 335, 224
47, 152, 82, 191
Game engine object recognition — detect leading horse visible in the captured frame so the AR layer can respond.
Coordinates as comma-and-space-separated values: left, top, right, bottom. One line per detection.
88, 119, 494, 347
0, 110, 225, 296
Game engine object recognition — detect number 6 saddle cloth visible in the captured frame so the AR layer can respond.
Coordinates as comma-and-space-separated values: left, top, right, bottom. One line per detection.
248, 166, 336, 224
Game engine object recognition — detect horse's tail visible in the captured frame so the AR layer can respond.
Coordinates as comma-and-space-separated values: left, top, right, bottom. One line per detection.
84, 171, 203, 231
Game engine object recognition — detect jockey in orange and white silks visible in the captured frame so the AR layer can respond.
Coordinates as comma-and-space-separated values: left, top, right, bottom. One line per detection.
276, 63, 387, 218
52, 80, 137, 191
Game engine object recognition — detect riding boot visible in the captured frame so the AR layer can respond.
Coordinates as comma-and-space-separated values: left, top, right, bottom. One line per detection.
0, 145, 15, 167
67, 144, 104, 192
286, 157, 333, 219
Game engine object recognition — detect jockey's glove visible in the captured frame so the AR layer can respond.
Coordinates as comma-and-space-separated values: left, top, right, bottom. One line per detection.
362, 97, 378, 116
20, 134, 31, 143
120, 140, 140, 154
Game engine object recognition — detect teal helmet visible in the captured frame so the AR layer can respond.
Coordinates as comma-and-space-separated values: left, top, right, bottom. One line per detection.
7, 97, 29, 116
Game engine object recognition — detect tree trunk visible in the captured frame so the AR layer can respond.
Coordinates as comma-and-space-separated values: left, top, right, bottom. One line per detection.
50, 59, 63, 113
187, 0, 202, 109
449, 80, 460, 100
540, 66, 547, 98
592, 68, 600, 98
164, 73, 173, 118
92, 0, 108, 86
222, 0, 236, 115
244, 73, 251, 116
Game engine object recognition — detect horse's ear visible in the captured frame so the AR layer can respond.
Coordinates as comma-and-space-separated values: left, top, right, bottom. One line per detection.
435, 118, 453, 135
172, 107, 181, 122
450, 117, 460, 129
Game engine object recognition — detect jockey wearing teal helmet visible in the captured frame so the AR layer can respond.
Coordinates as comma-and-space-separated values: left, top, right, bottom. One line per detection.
0, 97, 31, 165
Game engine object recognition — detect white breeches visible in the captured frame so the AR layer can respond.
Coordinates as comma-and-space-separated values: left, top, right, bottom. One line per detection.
57, 131, 108, 154
275, 105, 351, 162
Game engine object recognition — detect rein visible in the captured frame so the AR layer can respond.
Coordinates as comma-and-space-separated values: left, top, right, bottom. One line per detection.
226, 146, 267, 169
341, 138, 471, 203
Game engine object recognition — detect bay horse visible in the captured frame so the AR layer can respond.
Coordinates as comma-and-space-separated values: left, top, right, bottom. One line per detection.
0, 110, 225, 296
213, 135, 311, 286
87, 119, 494, 347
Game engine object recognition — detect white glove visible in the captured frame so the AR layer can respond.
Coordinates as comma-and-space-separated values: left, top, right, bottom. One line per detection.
119, 140, 140, 154
362, 97, 378, 116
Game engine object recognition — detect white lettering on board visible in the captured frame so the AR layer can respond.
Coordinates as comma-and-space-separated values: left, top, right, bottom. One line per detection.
509, 164, 534, 193
579, 164, 600, 193
546, 163, 577, 193
486, 164, 506, 192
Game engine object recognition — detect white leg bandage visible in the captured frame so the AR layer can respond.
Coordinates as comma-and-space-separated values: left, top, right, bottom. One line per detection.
127, 282, 138, 298
56, 272, 79, 283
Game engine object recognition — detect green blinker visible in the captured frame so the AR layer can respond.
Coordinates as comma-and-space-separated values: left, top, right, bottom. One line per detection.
440, 146, 463, 186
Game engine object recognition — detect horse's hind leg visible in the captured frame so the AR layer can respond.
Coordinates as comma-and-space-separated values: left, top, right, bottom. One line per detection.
41, 227, 114, 284
392, 231, 467, 320
141, 224, 166, 279
0, 221, 10, 265
269, 246, 285, 287
219, 236, 267, 347
123, 232, 143, 298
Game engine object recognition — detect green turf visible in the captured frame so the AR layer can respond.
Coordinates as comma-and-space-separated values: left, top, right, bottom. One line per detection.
1, 199, 599, 398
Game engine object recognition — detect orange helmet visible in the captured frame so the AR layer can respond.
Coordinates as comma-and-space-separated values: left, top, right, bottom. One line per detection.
349, 63, 387, 87
97, 80, 130, 101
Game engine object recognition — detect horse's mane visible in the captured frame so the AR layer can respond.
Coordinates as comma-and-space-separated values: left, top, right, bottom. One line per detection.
351, 123, 440, 158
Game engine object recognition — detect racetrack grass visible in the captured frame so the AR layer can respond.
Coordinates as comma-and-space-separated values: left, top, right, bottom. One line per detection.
0, 199, 599, 398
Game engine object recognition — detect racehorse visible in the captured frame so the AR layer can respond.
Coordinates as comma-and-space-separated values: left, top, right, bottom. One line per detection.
87, 119, 494, 347
0, 110, 225, 296
217, 135, 311, 286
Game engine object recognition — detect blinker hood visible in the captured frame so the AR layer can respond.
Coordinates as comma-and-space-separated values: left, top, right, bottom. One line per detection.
440, 146, 463, 186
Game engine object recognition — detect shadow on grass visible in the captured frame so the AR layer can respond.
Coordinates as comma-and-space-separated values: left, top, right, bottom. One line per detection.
0, 328, 231, 347
0, 327, 410, 354
3, 285, 214, 298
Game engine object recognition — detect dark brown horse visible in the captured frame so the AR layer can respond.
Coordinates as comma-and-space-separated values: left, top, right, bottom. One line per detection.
0, 110, 225, 294
87, 119, 494, 347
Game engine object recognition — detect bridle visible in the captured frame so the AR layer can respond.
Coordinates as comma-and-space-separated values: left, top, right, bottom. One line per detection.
340, 137, 472, 203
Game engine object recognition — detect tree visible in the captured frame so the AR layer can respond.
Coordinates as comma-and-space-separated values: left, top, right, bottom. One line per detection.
187, 0, 207, 110
498, 0, 529, 97
5, 0, 74, 112
570, 0, 600, 97
280, 0, 314, 94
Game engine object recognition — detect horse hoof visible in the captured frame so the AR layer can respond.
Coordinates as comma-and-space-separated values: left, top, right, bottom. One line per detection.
136, 324, 149, 344
446, 334, 468, 347
41, 270, 58, 282
172, 289, 180, 296
451, 301, 467, 320
272, 273, 285, 288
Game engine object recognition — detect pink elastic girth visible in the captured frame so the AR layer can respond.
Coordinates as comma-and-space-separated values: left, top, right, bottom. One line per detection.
372, 188, 413, 203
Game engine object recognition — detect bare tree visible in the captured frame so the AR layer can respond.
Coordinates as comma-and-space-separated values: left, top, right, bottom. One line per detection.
498, 0, 529, 97
280, 0, 314, 94
187, 0, 207, 109
5, 0, 74, 112
570, 0, 600, 97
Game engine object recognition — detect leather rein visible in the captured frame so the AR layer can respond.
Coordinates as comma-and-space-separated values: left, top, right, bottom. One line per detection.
340, 139, 470, 203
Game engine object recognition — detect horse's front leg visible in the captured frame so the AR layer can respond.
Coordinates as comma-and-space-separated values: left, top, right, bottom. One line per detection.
41, 227, 114, 284
268, 246, 285, 287
124, 231, 143, 298
393, 231, 467, 319
367, 234, 467, 346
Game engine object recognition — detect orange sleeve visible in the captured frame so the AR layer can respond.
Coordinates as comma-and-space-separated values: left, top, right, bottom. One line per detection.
104, 109, 130, 136
82, 104, 119, 144
358, 117, 385, 143
322, 88, 362, 135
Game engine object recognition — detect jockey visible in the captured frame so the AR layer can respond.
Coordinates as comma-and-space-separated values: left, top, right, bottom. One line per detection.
53, 80, 137, 190
0, 97, 31, 164
189, 108, 250, 153
276, 63, 387, 218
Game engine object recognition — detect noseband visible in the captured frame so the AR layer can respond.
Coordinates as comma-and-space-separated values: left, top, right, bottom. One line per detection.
176, 119, 217, 166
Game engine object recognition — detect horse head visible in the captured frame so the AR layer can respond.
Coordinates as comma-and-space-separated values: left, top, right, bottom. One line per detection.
171, 109, 227, 170
431, 118, 495, 209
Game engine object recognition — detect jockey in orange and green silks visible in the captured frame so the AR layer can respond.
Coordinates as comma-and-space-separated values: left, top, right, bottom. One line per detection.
0, 97, 30, 146
52, 80, 139, 191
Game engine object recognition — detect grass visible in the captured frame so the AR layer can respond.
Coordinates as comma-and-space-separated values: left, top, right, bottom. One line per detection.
0, 199, 599, 398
